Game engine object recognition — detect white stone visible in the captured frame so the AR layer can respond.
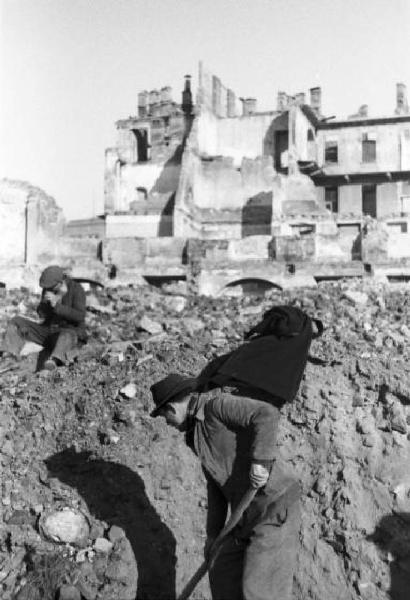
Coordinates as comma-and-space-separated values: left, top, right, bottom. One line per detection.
139, 315, 163, 335
120, 382, 137, 399
40, 508, 89, 546
94, 537, 113, 553
343, 290, 368, 306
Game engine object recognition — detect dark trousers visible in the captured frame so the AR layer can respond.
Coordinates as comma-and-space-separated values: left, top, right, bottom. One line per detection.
209, 494, 301, 600
2, 316, 78, 364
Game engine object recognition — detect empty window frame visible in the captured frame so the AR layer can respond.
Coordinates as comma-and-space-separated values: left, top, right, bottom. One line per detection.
362, 184, 377, 217
324, 140, 338, 163
307, 129, 315, 141
362, 134, 376, 163
325, 186, 339, 213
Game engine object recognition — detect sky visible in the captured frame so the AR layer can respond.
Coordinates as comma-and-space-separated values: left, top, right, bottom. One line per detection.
1, 0, 410, 220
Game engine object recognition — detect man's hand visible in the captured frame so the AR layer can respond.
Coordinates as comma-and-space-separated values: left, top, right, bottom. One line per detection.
249, 463, 270, 488
44, 291, 59, 308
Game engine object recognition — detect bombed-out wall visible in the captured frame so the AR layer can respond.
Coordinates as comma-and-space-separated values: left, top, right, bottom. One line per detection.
0, 179, 65, 267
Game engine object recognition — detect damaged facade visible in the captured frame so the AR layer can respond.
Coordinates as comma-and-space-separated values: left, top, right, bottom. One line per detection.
0, 180, 104, 289
102, 63, 410, 295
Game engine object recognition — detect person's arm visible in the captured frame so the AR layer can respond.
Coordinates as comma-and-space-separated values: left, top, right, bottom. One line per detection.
209, 394, 278, 488
54, 283, 86, 325
37, 290, 51, 320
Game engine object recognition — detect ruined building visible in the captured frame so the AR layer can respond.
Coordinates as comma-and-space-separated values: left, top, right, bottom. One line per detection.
102, 63, 410, 295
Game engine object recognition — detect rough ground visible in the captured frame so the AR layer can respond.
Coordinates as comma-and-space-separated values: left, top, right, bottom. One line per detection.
0, 279, 409, 600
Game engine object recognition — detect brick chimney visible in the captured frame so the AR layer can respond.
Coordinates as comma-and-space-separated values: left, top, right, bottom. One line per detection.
138, 91, 148, 118
160, 86, 172, 103
242, 98, 257, 116
395, 82, 409, 115
182, 75, 193, 115
310, 86, 322, 115
358, 104, 368, 118
227, 89, 236, 117
295, 92, 306, 106
277, 91, 287, 111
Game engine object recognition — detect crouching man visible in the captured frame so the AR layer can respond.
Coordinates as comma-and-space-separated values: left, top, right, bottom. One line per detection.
1, 265, 86, 370
150, 374, 301, 600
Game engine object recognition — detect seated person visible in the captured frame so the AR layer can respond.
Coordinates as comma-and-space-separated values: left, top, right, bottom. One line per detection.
1, 265, 86, 370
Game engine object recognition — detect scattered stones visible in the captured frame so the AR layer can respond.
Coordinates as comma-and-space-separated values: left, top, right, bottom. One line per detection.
0, 280, 409, 600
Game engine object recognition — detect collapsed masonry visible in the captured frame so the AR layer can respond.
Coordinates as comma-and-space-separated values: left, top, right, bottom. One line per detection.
102, 63, 410, 295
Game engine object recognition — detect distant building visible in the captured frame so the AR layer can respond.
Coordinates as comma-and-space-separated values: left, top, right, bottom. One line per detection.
100, 63, 410, 294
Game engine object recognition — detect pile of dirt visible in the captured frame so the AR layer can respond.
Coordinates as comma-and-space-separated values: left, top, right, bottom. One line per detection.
0, 279, 409, 600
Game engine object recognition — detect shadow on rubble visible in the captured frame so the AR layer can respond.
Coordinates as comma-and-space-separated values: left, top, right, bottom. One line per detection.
368, 512, 410, 600
45, 448, 177, 600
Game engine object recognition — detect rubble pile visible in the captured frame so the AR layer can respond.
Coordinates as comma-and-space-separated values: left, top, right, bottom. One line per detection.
0, 280, 409, 600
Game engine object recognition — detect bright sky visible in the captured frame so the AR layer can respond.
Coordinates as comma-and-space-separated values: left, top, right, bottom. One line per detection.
1, 0, 410, 220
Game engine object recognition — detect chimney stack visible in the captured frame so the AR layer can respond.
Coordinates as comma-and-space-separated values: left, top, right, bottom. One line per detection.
358, 104, 368, 118
295, 92, 306, 106
182, 75, 193, 115
310, 86, 322, 115
395, 82, 409, 115
148, 89, 160, 115
277, 91, 287, 111
160, 86, 172, 103
138, 91, 149, 118
227, 89, 236, 117
242, 98, 257, 116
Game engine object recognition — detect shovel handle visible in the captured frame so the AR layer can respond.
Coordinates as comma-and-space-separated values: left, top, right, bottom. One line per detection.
177, 486, 258, 600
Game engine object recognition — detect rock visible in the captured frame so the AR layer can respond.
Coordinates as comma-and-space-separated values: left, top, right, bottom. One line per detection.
400, 324, 410, 338
163, 295, 186, 313
105, 560, 132, 584
39, 507, 90, 546
139, 315, 163, 335
108, 525, 126, 543
343, 290, 368, 306
94, 537, 113, 553
58, 584, 82, 600
120, 382, 137, 399
182, 317, 205, 335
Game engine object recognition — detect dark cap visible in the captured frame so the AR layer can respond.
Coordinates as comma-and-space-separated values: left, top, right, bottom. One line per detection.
39, 266, 64, 289
150, 373, 197, 417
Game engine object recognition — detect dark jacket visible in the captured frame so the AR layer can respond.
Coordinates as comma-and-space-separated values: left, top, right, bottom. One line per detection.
197, 315, 313, 403
186, 387, 300, 538
37, 278, 87, 340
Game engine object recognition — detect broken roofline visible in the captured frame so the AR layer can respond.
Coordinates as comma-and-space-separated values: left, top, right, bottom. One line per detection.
312, 170, 410, 186
300, 105, 410, 129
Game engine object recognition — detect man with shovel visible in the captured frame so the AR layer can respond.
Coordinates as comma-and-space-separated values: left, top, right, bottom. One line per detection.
150, 373, 301, 600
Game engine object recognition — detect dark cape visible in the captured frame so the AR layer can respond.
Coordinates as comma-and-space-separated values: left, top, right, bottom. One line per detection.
198, 305, 319, 403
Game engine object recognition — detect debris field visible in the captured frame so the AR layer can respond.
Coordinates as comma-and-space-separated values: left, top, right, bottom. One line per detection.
0, 279, 409, 600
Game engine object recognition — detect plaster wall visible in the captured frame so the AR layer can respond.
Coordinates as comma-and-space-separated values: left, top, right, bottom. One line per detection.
388, 231, 410, 257
317, 122, 410, 174
103, 237, 186, 269
376, 182, 401, 217
0, 180, 64, 267
196, 109, 279, 165
339, 186, 363, 216
105, 214, 172, 238
0, 186, 26, 264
